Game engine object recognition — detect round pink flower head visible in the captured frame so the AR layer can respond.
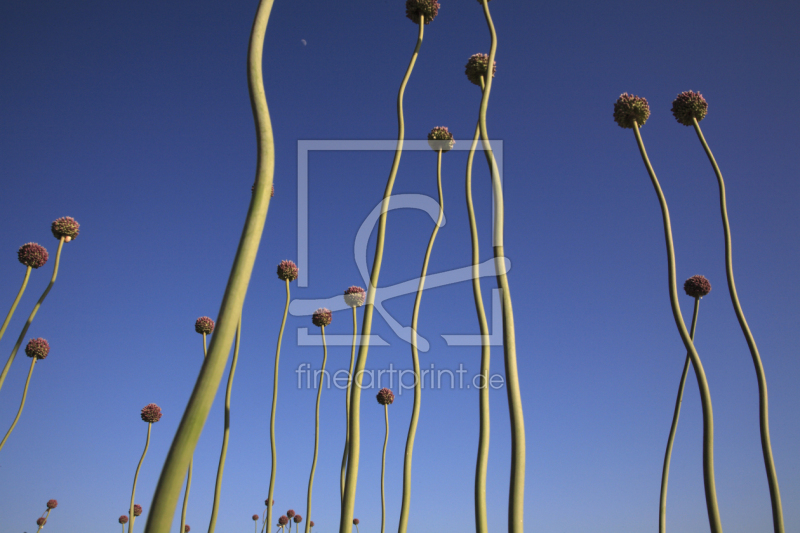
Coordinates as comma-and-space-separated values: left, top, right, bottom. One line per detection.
25, 338, 50, 360
293, 515, 303, 524
671, 90, 708, 126
252, 515, 259, 521
353, 518, 360, 525
405, 0, 439, 24
51, 216, 80, 242
46, 499, 58, 509
140, 404, 162, 423
265, 499, 274, 506
184, 525, 190, 532
278, 516, 289, 526
133, 504, 143, 517
37, 517, 47, 526
613, 93, 650, 129
286, 510, 295, 519
465, 54, 497, 86
119, 515, 129, 524
684, 275, 712, 298
310, 521, 315, 528
427, 126, 455, 153
344, 286, 366, 308
312, 308, 332, 328
377, 387, 395, 406
18, 243, 49, 269
195, 316, 215, 335
277, 260, 299, 282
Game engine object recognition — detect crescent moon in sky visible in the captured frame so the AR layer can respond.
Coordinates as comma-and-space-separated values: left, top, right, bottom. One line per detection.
301, 39, 307, 46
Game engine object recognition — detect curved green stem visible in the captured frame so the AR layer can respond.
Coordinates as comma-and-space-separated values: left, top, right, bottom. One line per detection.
305, 326, 328, 532
130, 422, 153, 533
179, 460, 193, 533
632, 121, 723, 533
0, 266, 31, 344
381, 404, 389, 533
267, 279, 290, 532
0, 238, 64, 395
0, 356, 37, 452
36, 509, 50, 533
397, 146, 444, 533
339, 16, 425, 533
692, 117, 783, 533
142, 0, 275, 530
659, 297, 701, 533
341, 306, 358, 502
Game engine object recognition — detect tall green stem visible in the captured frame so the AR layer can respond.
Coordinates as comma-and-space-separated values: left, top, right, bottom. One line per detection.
305, 326, 328, 532
659, 297, 701, 533
0, 238, 64, 395
341, 306, 358, 502
692, 117, 783, 533
339, 16, 425, 533
142, 0, 275, 529
632, 121, 723, 533
179, 460, 193, 533
129, 422, 153, 533
381, 404, 389, 533
0, 356, 37, 452
0, 266, 31, 344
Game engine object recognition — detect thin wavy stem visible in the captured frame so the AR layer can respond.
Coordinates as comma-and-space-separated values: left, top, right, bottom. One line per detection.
381, 404, 389, 533
341, 306, 358, 502
305, 326, 328, 532
632, 121, 723, 533
129, 422, 153, 533
179, 460, 193, 533
267, 279, 290, 532
659, 296, 701, 533
0, 238, 64, 395
0, 356, 37, 452
692, 117, 783, 533
339, 16, 425, 533
0, 266, 31, 344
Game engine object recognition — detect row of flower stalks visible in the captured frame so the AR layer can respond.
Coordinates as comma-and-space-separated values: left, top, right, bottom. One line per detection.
614, 91, 785, 533
1, 217, 80, 454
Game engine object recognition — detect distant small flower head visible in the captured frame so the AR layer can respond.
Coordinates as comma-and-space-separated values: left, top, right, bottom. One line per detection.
265, 499, 273, 506
344, 286, 366, 308
278, 516, 289, 525
427, 126, 455, 153
194, 316, 215, 335
37, 517, 47, 526
252, 515, 259, 521
613, 93, 650, 129
184, 525, 190, 532
353, 518, 360, 525
405, 0, 439, 24
51, 216, 80, 242
312, 308, 332, 328
25, 338, 50, 360
377, 387, 395, 406
465, 54, 497, 86
46, 499, 58, 509
683, 275, 712, 298
310, 521, 315, 528
293, 515, 302, 524
277, 260, 299, 282
140, 404, 162, 423
286, 510, 295, 519
18, 243, 49, 269
671, 91, 708, 126
133, 504, 142, 517
119, 515, 129, 524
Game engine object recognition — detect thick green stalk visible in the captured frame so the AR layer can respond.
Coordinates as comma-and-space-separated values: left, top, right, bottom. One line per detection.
0, 356, 37, 452
129, 422, 153, 533
381, 404, 389, 533
305, 326, 328, 532
397, 146, 444, 533
692, 117, 783, 533
208, 320, 241, 533
0, 266, 31, 344
659, 297, 701, 533
341, 306, 358, 502
476, 3, 525, 530
0, 238, 64, 395
179, 460, 193, 533
632, 121, 723, 533
142, 0, 275, 529
339, 16, 425, 533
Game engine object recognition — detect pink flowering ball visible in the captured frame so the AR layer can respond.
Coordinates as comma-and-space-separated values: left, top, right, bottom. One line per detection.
119, 515, 129, 524
195, 316, 215, 335
427, 126, 455, 153
405, 0, 439, 24
25, 338, 50, 360
293, 514, 302, 524
265, 499, 273, 506
184, 525, 190, 532
278, 515, 289, 526
37, 517, 47, 526
614, 93, 650, 129
312, 308, 332, 328
344, 286, 366, 308
277, 260, 299, 282
286, 510, 295, 519
672, 90, 708, 126
353, 518, 360, 525
377, 387, 395, 406
51, 216, 80, 242
133, 504, 143, 517
465, 54, 496, 86
684, 275, 712, 298
18, 243, 49, 269
46, 499, 58, 509
310, 521, 315, 528
140, 404, 162, 423
252, 514, 259, 521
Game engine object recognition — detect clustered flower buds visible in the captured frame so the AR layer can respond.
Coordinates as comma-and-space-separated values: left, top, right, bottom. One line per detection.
684, 275, 712, 298
344, 286, 366, 308
277, 260, 299, 282
377, 387, 395, 406
293, 515, 302, 524
184, 525, 190, 532
37, 517, 47, 526
133, 504, 143, 517
312, 308, 332, 328
265, 499, 273, 506
140, 404, 162, 423
310, 521, 315, 527
465, 54, 496, 86
18, 243, 49, 269
51, 216, 80, 242
405, 0, 439, 24
286, 510, 295, 519
25, 338, 50, 360
671, 90, 708, 126
194, 316, 215, 335
252, 515, 259, 521
46, 499, 58, 509
427, 126, 455, 153
353, 518, 360, 525
119, 515, 129, 524
613, 93, 650, 129
278, 515, 289, 525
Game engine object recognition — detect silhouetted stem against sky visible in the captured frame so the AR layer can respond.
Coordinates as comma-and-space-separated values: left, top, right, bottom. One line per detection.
305, 326, 328, 533
340, 305, 358, 502
381, 404, 389, 533
0, 266, 31, 344
129, 422, 152, 533
0, 356, 38, 453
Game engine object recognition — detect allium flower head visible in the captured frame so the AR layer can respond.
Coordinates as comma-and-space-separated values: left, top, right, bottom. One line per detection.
195, 316, 215, 335
18, 243, 49, 269
184, 525, 190, 532
427, 126, 455, 153
344, 286, 366, 308
405, 0, 439, 24
684, 275, 712, 298
279, 516, 289, 525
286, 510, 295, 518
46, 499, 58, 509
465, 54, 496, 86
133, 504, 143, 517
265, 499, 273, 506
37, 517, 47, 526
353, 518, 360, 525
613, 93, 650, 129
277, 260, 299, 282
312, 308, 332, 328
51, 216, 80, 241
672, 91, 708, 126
310, 522, 315, 528
377, 387, 395, 406
25, 338, 50, 360
119, 515, 129, 524
252, 515, 259, 521
293, 515, 302, 524
140, 404, 162, 423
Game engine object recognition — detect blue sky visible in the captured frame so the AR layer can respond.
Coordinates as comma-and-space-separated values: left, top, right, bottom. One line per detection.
1, 1, 799, 532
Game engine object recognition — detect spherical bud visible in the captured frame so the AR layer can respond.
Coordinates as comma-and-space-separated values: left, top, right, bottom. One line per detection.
278, 516, 289, 526
184, 525, 190, 532
194, 316, 215, 335
405, 0, 439, 24
277, 260, 299, 282
253, 515, 259, 521
37, 517, 47, 526
133, 504, 143, 517
353, 518, 360, 525
18, 243, 49, 269
140, 404, 162, 423
293, 515, 302, 524
312, 308, 332, 328
465, 54, 496, 86
613, 93, 650, 129
683, 275, 712, 298
671, 91, 708, 126
286, 510, 295, 518
376, 387, 395, 406
51, 216, 80, 241
344, 286, 366, 308
310, 521, 315, 528
25, 338, 50, 360
119, 515, 129, 524
46, 499, 58, 509
427, 126, 455, 153
265, 499, 273, 506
